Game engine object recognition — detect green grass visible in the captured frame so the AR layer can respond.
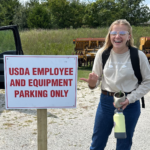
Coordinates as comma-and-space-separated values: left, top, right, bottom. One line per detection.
78, 66, 92, 81
20, 28, 108, 55
0, 30, 16, 53
20, 26, 150, 56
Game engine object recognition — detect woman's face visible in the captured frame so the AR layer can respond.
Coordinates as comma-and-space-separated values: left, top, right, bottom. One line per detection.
110, 24, 130, 50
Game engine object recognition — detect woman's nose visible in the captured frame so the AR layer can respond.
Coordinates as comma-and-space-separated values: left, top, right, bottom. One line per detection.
115, 33, 120, 37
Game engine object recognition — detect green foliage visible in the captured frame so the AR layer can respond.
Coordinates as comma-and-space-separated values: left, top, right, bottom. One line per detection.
119, 91, 123, 97
0, 0, 150, 29
0, 0, 21, 26
48, 0, 71, 28
68, 0, 86, 28
27, 3, 51, 29
47, 0, 86, 28
26, 0, 39, 6
0, 30, 16, 53
20, 28, 106, 55
0, 4, 7, 26
13, 5, 28, 29
116, 0, 150, 25
83, 0, 150, 27
84, 0, 119, 27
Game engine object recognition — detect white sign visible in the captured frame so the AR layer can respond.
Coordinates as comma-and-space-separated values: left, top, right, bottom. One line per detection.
4, 55, 78, 109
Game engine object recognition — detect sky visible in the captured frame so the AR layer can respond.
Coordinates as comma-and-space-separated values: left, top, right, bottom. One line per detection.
144, 0, 150, 8
19, 0, 150, 8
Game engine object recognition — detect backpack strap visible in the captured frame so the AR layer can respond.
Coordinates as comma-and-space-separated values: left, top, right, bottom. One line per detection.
129, 46, 145, 108
129, 46, 142, 84
102, 46, 112, 69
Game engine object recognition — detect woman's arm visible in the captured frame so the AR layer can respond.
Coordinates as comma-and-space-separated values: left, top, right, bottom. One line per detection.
126, 51, 150, 103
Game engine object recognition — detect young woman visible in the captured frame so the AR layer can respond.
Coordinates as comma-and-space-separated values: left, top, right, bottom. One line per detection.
80, 19, 150, 150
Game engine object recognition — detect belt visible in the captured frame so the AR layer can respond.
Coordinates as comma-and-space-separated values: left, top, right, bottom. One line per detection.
101, 90, 131, 96
101, 90, 115, 96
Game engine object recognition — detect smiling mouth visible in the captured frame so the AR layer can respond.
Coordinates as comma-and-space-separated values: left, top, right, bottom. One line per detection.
114, 40, 122, 43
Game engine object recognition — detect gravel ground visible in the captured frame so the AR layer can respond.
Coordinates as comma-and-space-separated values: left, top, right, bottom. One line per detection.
0, 82, 150, 150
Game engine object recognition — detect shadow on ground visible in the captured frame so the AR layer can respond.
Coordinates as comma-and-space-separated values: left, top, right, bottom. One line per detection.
0, 93, 58, 118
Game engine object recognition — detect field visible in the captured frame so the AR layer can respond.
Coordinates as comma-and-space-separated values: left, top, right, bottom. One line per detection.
19, 26, 150, 80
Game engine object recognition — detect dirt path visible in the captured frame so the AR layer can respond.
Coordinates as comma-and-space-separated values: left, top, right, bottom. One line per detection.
0, 82, 150, 150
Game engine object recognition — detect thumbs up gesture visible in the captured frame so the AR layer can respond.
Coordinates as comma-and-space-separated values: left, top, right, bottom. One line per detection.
80, 72, 99, 88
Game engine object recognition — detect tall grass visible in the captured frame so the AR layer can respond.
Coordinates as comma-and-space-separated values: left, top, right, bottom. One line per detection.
132, 26, 150, 47
0, 30, 15, 53
20, 28, 108, 55
20, 26, 150, 55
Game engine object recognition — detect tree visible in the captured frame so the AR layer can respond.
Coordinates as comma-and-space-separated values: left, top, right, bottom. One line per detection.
48, 0, 72, 28
83, 0, 119, 27
116, 0, 150, 25
13, 5, 28, 29
83, 0, 150, 27
27, 3, 51, 29
0, 4, 8, 26
26, 0, 39, 7
68, 0, 86, 28
0, 0, 21, 26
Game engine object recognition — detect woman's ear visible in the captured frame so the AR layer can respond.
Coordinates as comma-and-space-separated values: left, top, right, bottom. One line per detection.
128, 34, 131, 40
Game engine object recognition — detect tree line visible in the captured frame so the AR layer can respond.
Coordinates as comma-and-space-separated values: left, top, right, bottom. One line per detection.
0, 0, 150, 29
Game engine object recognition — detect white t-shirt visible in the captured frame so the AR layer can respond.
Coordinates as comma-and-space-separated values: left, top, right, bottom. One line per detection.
92, 48, 150, 104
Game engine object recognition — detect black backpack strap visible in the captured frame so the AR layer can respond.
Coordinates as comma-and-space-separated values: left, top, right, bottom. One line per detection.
141, 97, 145, 108
129, 46, 145, 108
129, 46, 142, 84
102, 46, 112, 69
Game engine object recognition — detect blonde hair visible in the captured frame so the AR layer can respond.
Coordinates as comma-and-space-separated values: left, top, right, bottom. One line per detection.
101, 19, 135, 51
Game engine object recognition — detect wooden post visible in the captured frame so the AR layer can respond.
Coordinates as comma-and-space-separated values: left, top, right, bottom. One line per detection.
37, 109, 47, 150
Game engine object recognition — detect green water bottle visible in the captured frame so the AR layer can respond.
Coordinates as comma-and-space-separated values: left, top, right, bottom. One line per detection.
113, 109, 127, 139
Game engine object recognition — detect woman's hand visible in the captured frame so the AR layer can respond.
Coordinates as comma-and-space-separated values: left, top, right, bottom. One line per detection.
120, 99, 129, 110
113, 98, 129, 110
80, 72, 98, 88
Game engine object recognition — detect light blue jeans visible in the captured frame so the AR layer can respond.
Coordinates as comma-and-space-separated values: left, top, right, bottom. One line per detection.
90, 93, 141, 150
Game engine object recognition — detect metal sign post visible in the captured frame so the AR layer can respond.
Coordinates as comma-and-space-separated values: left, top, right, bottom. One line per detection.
37, 109, 47, 150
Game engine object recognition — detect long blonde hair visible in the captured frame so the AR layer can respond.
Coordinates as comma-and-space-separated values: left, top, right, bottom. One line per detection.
101, 19, 135, 51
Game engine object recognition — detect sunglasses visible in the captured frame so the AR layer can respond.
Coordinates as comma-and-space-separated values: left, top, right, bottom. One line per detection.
110, 31, 129, 36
